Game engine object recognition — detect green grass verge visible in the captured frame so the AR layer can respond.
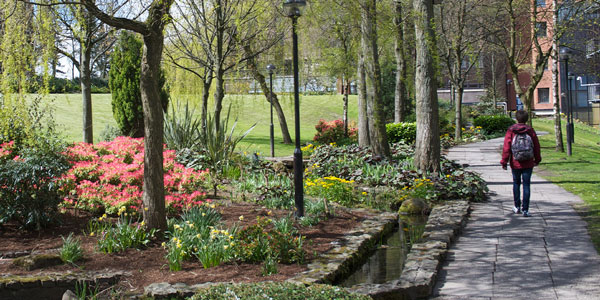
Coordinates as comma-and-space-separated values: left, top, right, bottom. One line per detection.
41, 93, 358, 155
533, 118, 600, 252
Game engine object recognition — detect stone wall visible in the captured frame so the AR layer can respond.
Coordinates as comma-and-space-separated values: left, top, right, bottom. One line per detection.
0, 270, 127, 300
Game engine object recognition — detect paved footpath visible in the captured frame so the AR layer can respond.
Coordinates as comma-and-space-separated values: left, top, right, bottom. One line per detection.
432, 137, 600, 299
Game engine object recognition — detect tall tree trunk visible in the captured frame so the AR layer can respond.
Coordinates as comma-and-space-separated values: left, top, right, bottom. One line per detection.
242, 44, 292, 144
201, 70, 213, 130
343, 77, 349, 136
213, 0, 224, 132
361, 0, 390, 158
394, 0, 407, 123
552, 0, 564, 152
81, 0, 173, 232
140, 33, 167, 231
455, 85, 464, 141
491, 53, 498, 106
413, 0, 440, 173
81, 41, 93, 143
357, 44, 370, 147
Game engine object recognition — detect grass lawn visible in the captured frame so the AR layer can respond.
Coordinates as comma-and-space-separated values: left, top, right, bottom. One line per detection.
533, 118, 600, 251
42, 93, 358, 155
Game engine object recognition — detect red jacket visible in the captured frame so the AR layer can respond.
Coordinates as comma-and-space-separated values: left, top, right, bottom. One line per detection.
500, 123, 542, 169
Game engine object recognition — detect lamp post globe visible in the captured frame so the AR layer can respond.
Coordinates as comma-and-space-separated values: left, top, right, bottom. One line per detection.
267, 64, 276, 157
284, 0, 305, 217
283, 0, 306, 17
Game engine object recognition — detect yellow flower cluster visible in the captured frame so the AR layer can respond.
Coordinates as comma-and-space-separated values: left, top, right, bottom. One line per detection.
306, 176, 354, 188
413, 178, 432, 188
323, 176, 355, 184
301, 143, 315, 152
402, 178, 433, 191
172, 237, 183, 249
117, 206, 127, 217
98, 213, 108, 222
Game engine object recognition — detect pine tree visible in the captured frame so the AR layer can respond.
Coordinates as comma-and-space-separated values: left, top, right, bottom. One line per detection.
109, 31, 168, 138
109, 31, 144, 137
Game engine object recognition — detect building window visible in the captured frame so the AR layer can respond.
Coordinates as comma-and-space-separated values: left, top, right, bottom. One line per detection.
587, 39, 600, 58
536, 22, 547, 38
536, 0, 546, 7
538, 88, 550, 104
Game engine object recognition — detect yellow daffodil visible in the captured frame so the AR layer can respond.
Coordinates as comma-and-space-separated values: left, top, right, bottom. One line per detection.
239, 215, 244, 221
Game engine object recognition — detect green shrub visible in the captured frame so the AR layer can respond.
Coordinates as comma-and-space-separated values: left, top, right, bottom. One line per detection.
385, 122, 417, 144
190, 282, 371, 300
235, 217, 305, 264
473, 115, 515, 135
0, 138, 71, 230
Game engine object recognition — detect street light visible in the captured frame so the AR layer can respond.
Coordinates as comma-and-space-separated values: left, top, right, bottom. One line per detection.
506, 79, 512, 117
267, 64, 276, 157
559, 47, 573, 156
568, 72, 575, 144
284, 0, 306, 217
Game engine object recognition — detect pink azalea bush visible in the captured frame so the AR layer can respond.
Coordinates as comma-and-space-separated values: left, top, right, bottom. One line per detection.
313, 119, 357, 145
0, 141, 15, 160
59, 137, 209, 215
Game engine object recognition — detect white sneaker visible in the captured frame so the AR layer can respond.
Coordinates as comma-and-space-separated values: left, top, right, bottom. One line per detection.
512, 206, 521, 214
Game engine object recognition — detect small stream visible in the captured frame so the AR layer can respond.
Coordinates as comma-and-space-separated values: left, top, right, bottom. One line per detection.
338, 215, 427, 287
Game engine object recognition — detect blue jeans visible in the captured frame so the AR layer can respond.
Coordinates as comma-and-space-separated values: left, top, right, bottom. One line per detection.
512, 168, 533, 212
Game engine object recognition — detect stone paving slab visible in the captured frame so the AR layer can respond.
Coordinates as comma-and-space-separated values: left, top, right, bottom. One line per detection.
431, 138, 600, 299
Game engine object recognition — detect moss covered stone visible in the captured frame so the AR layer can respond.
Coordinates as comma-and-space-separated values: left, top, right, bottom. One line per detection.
11, 254, 63, 271
398, 198, 429, 215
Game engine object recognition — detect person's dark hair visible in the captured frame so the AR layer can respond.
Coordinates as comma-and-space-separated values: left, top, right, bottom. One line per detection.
516, 110, 529, 123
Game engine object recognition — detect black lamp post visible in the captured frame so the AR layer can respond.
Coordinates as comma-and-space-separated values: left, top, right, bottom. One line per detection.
560, 47, 573, 156
506, 79, 512, 117
267, 64, 276, 157
568, 72, 575, 144
283, 0, 306, 217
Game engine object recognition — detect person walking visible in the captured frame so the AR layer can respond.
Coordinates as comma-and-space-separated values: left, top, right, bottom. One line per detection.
500, 110, 542, 217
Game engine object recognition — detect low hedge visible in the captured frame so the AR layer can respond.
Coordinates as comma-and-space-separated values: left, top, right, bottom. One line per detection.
473, 115, 515, 135
386, 122, 417, 144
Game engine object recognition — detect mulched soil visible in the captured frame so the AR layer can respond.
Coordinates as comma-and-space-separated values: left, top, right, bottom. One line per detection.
0, 200, 366, 294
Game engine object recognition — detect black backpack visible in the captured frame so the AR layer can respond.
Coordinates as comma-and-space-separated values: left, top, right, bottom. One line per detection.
511, 132, 534, 162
